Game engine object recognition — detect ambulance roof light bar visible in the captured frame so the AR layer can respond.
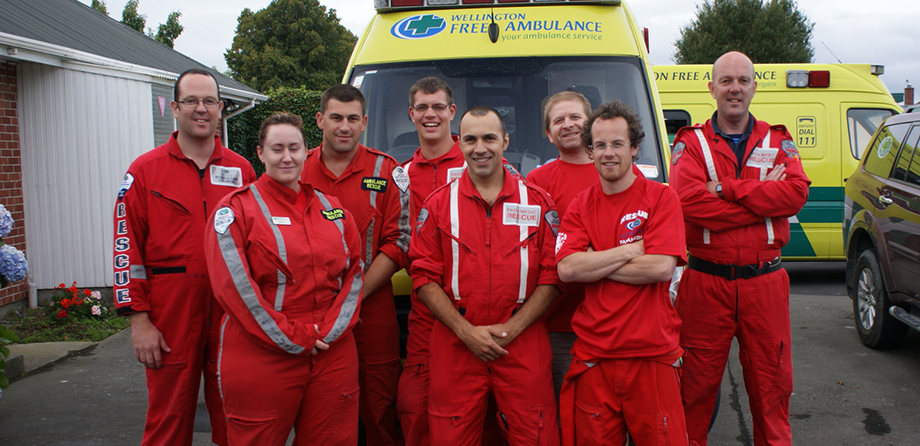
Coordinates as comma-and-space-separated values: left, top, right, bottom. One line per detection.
786, 70, 830, 88
377, 0, 621, 11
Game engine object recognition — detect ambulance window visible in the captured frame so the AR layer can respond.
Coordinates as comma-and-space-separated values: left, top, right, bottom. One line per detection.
663, 110, 691, 146
863, 122, 909, 179
847, 109, 896, 159
892, 126, 920, 184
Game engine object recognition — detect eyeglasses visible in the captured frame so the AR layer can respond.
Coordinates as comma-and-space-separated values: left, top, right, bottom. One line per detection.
589, 141, 629, 152
176, 98, 221, 109
412, 103, 450, 113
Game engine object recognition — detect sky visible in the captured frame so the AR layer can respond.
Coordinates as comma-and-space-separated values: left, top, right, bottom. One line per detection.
79, 0, 919, 99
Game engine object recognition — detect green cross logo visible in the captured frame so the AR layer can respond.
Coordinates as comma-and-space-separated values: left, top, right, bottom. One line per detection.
405, 15, 444, 35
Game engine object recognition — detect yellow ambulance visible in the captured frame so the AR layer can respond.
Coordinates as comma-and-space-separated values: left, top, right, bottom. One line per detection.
345, 0, 672, 299
653, 64, 901, 260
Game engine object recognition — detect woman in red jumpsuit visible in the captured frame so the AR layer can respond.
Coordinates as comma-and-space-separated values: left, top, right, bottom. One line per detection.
205, 113, 364, 445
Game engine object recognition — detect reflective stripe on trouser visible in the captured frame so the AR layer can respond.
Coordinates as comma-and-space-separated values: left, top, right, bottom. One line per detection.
429, 320, 559, 446
219, 319, 359, 446
676, 267, 793, 446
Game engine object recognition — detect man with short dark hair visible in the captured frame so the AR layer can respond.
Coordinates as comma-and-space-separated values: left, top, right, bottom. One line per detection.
556, 101, 688, 445
669, 51, 810, 446
302, 84, 410, 446
410, 106, 560, 445
114, 68, 256, 446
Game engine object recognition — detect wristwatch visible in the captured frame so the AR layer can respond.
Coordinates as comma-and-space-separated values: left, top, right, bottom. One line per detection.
715, 183, 723, 199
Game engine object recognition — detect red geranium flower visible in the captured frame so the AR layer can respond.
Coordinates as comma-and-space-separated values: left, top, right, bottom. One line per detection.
83, 289, 92, 296
57, 309, 67, 319
61, 299, 71, 309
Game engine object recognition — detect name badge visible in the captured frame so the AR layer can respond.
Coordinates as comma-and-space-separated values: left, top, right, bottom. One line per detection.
447, 167, 464, 183
746, 147, 778, 169
210, 165, 243, 187
272, 216, 291, 225
503, 203, 540, 227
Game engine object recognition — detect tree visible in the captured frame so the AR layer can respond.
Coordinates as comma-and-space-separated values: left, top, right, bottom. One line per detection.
225, 0, 358, 92
120, 0, 145, 33
674, 0, 814, 64
153, 11, 184, 49
90, 0, 108, 15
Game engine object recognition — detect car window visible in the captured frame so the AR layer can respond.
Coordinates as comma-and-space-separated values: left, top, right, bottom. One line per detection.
848, 109, 896, 159
663, 109, 691, 146
864, 122, 910, 178
905, 127, 920, 186
892, 126, 920, 182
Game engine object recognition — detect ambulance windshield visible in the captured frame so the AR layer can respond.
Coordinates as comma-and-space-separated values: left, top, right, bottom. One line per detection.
349, 56, 665, 181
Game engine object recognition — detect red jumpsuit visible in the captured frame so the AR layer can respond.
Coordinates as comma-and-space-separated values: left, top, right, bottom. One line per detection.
669, 116, 810, 446
409, 169, 561, 446
302, 143, 410, 446
204, 175, 364, 446
398, 138, 466, 446
525, 159, 599, 400
555, 167, 688, 446
113, 133, 255, 446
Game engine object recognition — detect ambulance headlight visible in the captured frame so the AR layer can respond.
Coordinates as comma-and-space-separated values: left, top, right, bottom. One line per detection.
786, 70, 808, 88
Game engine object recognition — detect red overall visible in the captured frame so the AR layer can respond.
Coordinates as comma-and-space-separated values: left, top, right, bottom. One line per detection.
205, 175, 364, 446
113, 133, 255, 446
555, 169, 688, 445
409, 170, 561, 446
398, 138, 466, 446
669, 117, 811, 446
302, 143, 410, 446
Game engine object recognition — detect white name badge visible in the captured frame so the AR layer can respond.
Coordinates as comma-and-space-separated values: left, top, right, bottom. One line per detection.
272, 216, 291, 226
503, 203, 540, 227
447, 167, 465, 183
210, 165, 243, 187
746, 147, 778, 169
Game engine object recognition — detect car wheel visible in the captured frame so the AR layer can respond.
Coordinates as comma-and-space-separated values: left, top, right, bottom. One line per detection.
852, 249, 908, 349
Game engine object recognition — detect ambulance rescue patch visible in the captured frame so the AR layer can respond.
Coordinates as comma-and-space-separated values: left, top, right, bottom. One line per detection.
416, 208, 429, 234
362, 177, 388, 192
544, 210, 560, 237
322, 208, 345, 221
117, 173, 134, 201
392, 166, 410, 193
214, 207, 235, 235
671, 142, 685, 166
781, 140, 800, 160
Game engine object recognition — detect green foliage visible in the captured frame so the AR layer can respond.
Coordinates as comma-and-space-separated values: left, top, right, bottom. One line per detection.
154, 11, 184, 48
90, 0, 108, 15
228, 87, 324, 176
674, 0, 814, 64
0, 324, 19, 390
224, 0, 358, 92
120, 0, 146, 32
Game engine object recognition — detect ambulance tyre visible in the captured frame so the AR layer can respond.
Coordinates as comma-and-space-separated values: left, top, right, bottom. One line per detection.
852, 249, 908, 349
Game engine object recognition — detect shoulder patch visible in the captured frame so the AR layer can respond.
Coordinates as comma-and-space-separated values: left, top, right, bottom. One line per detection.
362, 177, 388, 192
671, 142, 685, 166
416, 208, 429, 235
544, 210, 560, 237
322, 208, 345, 221
117, 173, 134, 201
503, 163, 522, 178
781, 140, 800, 159
392, 166, 410, 193
213, 207, 235, 234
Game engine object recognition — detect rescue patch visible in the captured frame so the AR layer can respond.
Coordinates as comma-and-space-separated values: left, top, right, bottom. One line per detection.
322, 208, 345, 221
416, 208, 429, 234
503, 163, 521, 178
210, 165, 243, 187
781, 140, 800, 160
117, 173, 134, 200
447, 167, 464, 183
392, 166, 409, 193
746, 147, 778, 169
502, 203, 540, 227
362, 177, 388, 192
544, 210, 560, 237
213, 207, 235, 234
555, 232, 567, 255
671, 142, 685, 166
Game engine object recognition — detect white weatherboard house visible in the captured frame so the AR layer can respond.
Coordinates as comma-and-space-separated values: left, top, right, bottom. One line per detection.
0, 0, 266, 308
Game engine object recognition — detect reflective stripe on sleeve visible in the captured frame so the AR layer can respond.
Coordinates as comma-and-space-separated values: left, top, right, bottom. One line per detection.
516, 180, 529, 304
760, 132, 775, 245
365, 155, 385, 270
216, 228, 305, 355
449, 181, 461, 300
315, 191, 363, 344
129, 265, 147, 280
695, 129, 717, 245
251, 185, 288, 312
395, 167, 412, 255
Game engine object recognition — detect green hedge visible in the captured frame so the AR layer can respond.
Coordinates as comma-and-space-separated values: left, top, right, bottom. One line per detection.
227, 87, 324, 176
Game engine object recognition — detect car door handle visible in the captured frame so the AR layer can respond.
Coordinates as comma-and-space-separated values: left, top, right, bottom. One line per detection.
879, 196, 893, 206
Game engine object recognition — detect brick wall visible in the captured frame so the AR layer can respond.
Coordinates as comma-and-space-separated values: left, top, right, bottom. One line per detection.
0, 61, 28, 306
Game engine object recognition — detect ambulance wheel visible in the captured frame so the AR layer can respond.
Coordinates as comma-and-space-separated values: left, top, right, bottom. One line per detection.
852, 249, 907, 349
